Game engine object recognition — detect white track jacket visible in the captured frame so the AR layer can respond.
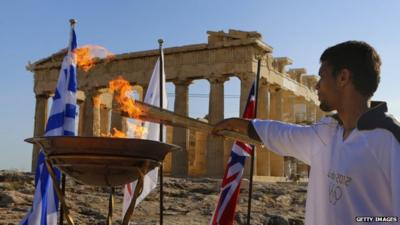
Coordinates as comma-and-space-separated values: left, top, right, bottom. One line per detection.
252, 102, 400, 225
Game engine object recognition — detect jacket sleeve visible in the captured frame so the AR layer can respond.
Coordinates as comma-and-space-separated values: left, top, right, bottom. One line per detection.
251, 119, 328, 165
391, 138, 400, 217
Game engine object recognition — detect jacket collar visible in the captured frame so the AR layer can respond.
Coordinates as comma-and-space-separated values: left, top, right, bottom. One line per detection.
329, 101, 388, 129
357, 101, 388, 130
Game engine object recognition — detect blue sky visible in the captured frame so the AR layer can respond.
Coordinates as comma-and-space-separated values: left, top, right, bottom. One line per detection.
1, 1, 399, 171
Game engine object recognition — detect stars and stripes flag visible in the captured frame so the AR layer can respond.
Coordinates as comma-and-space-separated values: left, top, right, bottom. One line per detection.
20, 25, 78, 225
210, 82, 256, 225
122, 50, 168, 218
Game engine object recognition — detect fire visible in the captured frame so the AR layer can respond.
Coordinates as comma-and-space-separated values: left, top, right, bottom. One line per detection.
75, 45, 114, 72
108, 76, 143, 118
134, 125, 148, 138
100, 128, 128, 138
127, 121, 148, 138
111, 128, 127, 138
108, 76, 150, 139
105, 124, 147, 139
75, 47, 94, 72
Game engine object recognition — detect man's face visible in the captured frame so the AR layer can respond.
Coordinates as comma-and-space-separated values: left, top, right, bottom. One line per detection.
316, 62, 340, 112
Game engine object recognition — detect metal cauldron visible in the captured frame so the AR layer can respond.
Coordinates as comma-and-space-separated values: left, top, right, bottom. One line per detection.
26, 136, 180, 186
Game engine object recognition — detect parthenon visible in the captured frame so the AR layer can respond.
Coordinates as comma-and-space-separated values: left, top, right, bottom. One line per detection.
28, 29, 324, 180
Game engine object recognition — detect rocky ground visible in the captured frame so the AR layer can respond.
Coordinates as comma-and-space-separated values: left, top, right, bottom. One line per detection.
0, 170, 307, 225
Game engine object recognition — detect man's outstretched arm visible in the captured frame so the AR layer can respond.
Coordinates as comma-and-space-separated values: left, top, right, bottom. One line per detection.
212, 118, 261, 142
214, 117, 328, 165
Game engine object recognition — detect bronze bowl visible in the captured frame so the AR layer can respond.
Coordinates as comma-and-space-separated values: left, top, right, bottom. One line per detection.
26, 136, 180, 186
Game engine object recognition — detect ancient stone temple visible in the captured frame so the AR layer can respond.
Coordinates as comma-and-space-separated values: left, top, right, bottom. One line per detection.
28, 29, 323, 179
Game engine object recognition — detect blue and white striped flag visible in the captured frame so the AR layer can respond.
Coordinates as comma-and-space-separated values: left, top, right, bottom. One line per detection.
20, 25, 78, 225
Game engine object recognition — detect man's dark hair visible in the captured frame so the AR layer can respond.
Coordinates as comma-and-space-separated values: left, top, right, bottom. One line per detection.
320, 41, 381, 98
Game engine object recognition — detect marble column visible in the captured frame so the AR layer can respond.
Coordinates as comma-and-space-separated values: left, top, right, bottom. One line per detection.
282, 91, 297, 178
100, 104, 111, 136
282, 91, 295, 123
76, 91, 86, 136
31, 94, 49, 172
172, 79, 191, 177
294, 97, 307, 123
306, 101, 317, 123
238, 73, 256, 178
206, 76, 227, 178
256, 79, 270, 176
82, 89, 101, 136
239, 73, 254, 116
77, 99, 85, 136
268, 87, 284, 176
269, 87, 283, 120
194, 130, 208, 176
256, 79, 270, 120
284, 156, 297, 180
163, 126, 174, 175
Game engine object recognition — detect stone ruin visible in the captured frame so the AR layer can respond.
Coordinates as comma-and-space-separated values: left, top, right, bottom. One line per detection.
28, 29, 324, 180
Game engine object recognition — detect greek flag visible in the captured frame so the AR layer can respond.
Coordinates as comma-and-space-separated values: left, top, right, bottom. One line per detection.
20, 25, 77, 225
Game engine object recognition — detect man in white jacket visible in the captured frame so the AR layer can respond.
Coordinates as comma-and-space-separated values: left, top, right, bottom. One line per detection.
213, 41, 400, 225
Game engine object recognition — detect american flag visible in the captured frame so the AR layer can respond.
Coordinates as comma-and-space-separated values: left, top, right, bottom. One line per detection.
210, 82, 256, 225
20, 25, 77, 225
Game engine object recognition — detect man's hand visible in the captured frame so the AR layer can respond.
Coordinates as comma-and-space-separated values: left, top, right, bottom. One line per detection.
212, 118, 251, 136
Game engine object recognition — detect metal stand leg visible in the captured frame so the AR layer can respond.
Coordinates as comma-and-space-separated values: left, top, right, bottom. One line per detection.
122, 171, 145, 225
160, 164, 163, 225
45, 160, 74, 225
246, 146, 256, 225
107, 187, 115, 225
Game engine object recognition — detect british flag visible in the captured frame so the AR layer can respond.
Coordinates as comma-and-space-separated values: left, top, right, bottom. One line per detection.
210, 82, 256, 225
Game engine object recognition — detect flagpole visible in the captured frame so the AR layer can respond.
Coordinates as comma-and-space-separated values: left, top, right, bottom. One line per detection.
59, 174, 66, 225
59, 18, 76, 225
246, 55, 262, 225
158, 38, 164, 225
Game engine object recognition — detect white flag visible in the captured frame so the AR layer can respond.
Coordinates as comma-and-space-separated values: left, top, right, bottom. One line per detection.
122, 52, 167, 218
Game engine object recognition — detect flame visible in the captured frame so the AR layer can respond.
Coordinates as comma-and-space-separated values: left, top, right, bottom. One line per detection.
107, 123, 148, 139
108, 76, 149, 139
100, 128, 128, 138
134, 125, 148, 138
127, 121, 148, 138
111, 128, 127, 138
108, 76, 143, 118
75, 47, 95, 72
75, 45, 114, 72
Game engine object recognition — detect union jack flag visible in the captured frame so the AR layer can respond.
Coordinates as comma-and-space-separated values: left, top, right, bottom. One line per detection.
210, 82, 256, 225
